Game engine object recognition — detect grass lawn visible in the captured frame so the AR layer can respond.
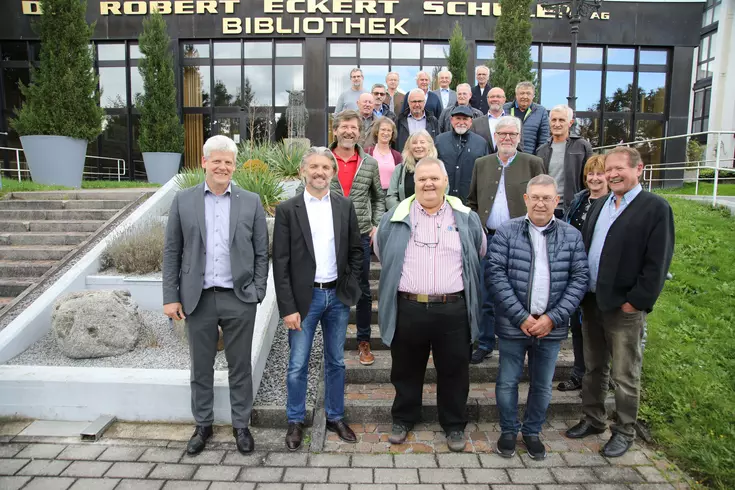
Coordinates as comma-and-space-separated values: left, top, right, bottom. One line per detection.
642, 197, 735, 489
0, 177, 160, 196
656, 182, 735, 196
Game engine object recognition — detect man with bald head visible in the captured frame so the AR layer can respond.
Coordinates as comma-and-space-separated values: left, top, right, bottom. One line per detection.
439, 83, 484, 133
357, 92, 377, 147
431, 70, 457, 112
401, 71, 443, 120
471, 87, 507, 153
395, 88, 439, 152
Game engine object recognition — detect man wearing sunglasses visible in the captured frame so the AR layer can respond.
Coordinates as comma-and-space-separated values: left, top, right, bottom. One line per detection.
467, 116, 545, 365
374, 157, 486, 453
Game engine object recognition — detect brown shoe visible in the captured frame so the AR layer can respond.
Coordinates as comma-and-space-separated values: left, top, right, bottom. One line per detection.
358, 341, 375, 365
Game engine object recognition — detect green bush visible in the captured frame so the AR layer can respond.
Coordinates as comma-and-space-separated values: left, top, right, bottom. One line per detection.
270, 141, 305, 179
237, 141, 275, 167
137, 11, 184, 153
445, 22, 468, 90
174, 167, 205, 190
10, 0, 105, 141
101, 220, 165, 274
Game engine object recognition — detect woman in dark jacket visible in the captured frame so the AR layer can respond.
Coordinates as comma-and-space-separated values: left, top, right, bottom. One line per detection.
558, 154, 609, 391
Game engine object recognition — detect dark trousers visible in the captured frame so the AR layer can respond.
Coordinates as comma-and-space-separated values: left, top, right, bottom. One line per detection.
581, 293, 646, 440
570, 308, 585, 380
187, 289, 257, 428
390, 296, 471, 433
355, 233, 373, 342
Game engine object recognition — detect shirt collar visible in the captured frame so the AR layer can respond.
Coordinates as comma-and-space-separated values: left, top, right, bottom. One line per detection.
525, 214, 554, 232
304, 188, 331, 203
415, 198, 448, 217
488, 110, 505, 120
608, 183, 642, 207
498, 152, 517, 167
204, 181, 231, 196
441, 88, 449, 92
409, 113, 427, 122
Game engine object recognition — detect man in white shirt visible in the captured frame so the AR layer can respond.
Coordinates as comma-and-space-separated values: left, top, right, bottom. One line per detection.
273, 147, 364, 451
487, 175, 588, 461
471, 87, 507, 152
431, 70, 457, 112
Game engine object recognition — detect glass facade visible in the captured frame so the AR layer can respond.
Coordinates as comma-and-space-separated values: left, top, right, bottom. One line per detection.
691, 0, 720, 137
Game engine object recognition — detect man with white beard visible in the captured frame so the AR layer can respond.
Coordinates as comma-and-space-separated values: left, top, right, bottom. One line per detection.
436, 106, 490, 204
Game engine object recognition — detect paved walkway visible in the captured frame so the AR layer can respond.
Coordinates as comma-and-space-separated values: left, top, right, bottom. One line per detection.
0, 419, 694, 490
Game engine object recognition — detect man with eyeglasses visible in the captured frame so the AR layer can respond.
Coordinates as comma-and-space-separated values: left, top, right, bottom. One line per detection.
371, 83, 396, 120
487, 174, 588, 460
467, 116, 544, 365
374, 157, 486, 453
395, 88, 440, 152
503, 81, 550, 155
471, 87, 507, 153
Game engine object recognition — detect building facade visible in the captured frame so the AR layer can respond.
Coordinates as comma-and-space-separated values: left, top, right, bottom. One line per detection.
0, 0, 704, 179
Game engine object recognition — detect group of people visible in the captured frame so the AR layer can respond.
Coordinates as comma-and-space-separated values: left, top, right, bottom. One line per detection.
162, 71, 675, 461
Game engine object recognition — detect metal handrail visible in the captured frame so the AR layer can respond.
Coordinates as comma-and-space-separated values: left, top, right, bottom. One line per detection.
0, 145, 127, 182
592, 130, 735, 207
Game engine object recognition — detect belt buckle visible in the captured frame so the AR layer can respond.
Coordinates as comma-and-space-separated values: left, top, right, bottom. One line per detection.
416, 293, 429, 303
316, 283, 324, 290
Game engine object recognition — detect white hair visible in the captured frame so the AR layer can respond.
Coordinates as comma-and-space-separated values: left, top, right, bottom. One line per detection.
439, 70, 453, 80
415, 71, 430, 81
414, 157, 448, 176
527, 174, 558, 194
495, 116, 521, 134
408, 88, 425, 100
386, 71, 399, 80
515, 81, 535, 93
301, 146, 338, 173
475, 65, 490, 76
203, 135, 237, 160
550, 104, 574, 120
456, 83, 472, 92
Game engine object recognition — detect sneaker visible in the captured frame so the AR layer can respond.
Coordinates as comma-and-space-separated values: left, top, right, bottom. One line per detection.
522, 434, 547, 460
470, 347, 492, 364
446, 430, 466, 452
358, 341, 375, 365
388, 424, 409, 444
557, 376, 582, 391
496, 432, 517, 458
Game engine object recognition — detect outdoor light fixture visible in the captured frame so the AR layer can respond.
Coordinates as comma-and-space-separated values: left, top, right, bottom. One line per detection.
538, 0, 604, 110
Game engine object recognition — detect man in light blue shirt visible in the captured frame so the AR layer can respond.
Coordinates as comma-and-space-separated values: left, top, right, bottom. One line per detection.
431, 70, 457, 112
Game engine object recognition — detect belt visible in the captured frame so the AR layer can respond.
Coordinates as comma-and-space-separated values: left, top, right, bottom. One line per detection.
203, 286, 233, 292
486, 229, 496, 237
314, 280, 338, 289
398, 291, 464, 304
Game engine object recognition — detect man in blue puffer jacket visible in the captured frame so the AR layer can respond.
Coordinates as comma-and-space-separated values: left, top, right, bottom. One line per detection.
487, 174, 588, 461
503, 81, 550, 155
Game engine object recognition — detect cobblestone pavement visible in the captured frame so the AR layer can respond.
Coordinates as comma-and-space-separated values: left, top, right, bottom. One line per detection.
0, 419, 696, 490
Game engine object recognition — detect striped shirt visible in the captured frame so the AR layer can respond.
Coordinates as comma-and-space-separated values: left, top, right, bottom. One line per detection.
398, 200, 465, 294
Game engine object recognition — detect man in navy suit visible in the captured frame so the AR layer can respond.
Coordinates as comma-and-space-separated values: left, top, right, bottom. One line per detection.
401, 71, 443, 120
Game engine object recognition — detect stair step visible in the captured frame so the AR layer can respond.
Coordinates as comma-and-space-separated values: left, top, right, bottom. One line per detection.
0, 200, 66, 210
343, 381, 603, 423
344, 349, 574, 384
0, 278, 36, 296
0, 220, 107, 233
8, 190, 151, 201
0, 260, 56, 278
0, 297, 14, 307
2, 209, 118, 221
344, 325, 574, 351
370, 261, 381, 280
0, 199, 130, 210
0, 245, 75, 261
0, 232, 90, 246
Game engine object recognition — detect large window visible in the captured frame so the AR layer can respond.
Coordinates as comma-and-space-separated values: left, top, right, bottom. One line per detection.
702, 0, 722, 28
697, 31, 717, 81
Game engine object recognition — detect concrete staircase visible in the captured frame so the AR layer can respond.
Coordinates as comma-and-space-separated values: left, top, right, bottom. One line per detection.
0, 190, 148, 312
341, 257, 584, 424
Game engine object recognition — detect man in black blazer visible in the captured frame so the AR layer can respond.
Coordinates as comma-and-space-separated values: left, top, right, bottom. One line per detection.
470, 66, 491, 114
565, 146, 674, 458
273, 147, 364, 451
400, 71, 443, 120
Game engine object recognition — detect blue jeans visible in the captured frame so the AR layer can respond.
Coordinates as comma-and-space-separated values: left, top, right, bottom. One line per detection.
355, 233, 372, 342
477, 247, 496, 351
286, 288, 350, 423
496, 337, 562, 436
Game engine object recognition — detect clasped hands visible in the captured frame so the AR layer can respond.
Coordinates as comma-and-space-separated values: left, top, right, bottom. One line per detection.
520, 313, 554, 338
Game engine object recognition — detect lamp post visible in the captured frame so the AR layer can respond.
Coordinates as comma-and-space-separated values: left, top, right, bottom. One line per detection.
539, 0, 603, 111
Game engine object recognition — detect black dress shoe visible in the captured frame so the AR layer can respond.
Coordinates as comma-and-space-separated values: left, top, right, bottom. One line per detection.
470, 347, 492, 364
326, 419, 357, 443
233, 427, 255, 454
285, 422, 304, 451
565, 420, 606, 439
186, 425, 213, 455
602, 433, 634, 458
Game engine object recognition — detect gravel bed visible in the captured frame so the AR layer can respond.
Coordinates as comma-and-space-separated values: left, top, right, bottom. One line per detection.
0, 192, 153, 331
4, 310, 226, 370
254, 319, 323, 407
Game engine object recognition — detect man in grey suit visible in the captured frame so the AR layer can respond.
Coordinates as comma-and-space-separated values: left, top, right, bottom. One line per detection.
431, 70, 457, 112
163, 135, 269, 456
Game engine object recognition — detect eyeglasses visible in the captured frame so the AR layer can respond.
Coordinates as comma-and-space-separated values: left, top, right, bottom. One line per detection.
373, 92, 386, 96
496, 132, 519, 139
528, 196, 556, 203
413, 222, 439, 248
409, 100, 424, 104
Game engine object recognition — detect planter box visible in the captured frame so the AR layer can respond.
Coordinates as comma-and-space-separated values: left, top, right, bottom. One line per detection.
143, 152, 181, 185
20, 135, 87, 188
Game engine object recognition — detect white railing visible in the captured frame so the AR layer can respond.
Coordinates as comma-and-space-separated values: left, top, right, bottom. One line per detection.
0, 145, 127, 182
592, 131, 735, 208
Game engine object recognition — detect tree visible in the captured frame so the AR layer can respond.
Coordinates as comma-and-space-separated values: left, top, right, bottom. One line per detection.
10, 0, 105, 141
137, 11, 184, 153
445, 21, 468, 90
490, 0, 536, 102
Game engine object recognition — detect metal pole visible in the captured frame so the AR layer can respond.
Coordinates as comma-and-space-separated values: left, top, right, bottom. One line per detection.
713, 132, 721, 207
15, 149, 21, 182
567, 0, 580, 111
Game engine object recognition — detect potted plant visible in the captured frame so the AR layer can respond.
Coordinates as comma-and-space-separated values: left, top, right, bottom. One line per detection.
137, 11, 184, 184
10, 0, 105, 188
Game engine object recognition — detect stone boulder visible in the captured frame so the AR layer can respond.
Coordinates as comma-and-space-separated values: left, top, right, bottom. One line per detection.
52, 290, 143, 359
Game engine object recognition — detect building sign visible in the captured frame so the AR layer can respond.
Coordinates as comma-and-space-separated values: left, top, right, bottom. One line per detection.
21, 0, 610, 36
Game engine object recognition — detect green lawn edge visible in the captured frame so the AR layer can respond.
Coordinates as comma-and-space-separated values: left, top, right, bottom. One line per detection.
1, 177, 160, 196
641, 197, 735, 489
